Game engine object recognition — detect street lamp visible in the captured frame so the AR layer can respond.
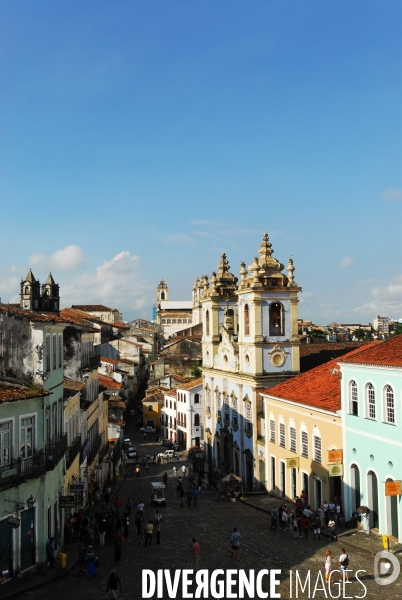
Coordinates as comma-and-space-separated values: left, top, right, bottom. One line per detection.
27, 496, 35, 509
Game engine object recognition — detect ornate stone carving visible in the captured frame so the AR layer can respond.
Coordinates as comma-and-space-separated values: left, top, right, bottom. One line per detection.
213, 326, 239, 372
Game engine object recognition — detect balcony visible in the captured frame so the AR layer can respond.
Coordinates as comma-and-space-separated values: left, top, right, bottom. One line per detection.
87, 435, 102, 466
45, 434, 68, 471
82, 354, 101, 370
0, 454, 46, 491
66, 435, 82, 468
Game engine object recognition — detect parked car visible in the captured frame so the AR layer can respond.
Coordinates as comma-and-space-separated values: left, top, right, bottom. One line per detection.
157, 449, 179, 460
122, 436, 131, 446
161, 439, 171, 446
127, 447, 137, 459
140, 426, 156, 434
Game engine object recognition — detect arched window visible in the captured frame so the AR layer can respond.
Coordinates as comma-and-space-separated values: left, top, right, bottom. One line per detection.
245, 402, 252, 433
161, 291, 165, 300
366, 383, 376, 419
269, 302, 283, 336
206, 387, 211, 413
24, 286, 29, 294
194, 414, 200, 426
244, 304, 250, 336
206, 310, 210, 336
384, 385, 395, 424
216, 390, 221, 411
194, 393, 200, 404
313, 431, 322, 463
349, 380, 359, 416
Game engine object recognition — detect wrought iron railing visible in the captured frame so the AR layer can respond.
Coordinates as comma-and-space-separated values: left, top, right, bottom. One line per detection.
66, 435, 82, 467
0, 454, 46, 491
45, 434, 68, 471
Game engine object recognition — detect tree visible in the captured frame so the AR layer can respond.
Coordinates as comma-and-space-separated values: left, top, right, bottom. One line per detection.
309, 328, 327, 340
190, 361, 202, 378
394, 322, 402, 335
353, 328, 366, 340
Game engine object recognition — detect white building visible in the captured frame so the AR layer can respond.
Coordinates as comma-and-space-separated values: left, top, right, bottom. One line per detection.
160, 378, 203, 449
156, 277, 207, 339
201, 233, 301, 491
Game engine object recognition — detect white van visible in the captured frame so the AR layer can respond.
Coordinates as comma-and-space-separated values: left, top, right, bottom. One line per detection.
151, 482, 166, 507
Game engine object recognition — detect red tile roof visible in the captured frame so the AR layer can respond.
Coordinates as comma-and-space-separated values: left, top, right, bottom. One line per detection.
177, 377, 203, 390
261, 344, 379, 412
0, 304, 66, 324
64, 378, 85, 392
61, 308, 128, 330
72, 304, 115, 312
98, 375, 122, 390
101, 357, 119, 364
339, 335, 402, 367
0, 381, 50, 402
164, 389, 177, 397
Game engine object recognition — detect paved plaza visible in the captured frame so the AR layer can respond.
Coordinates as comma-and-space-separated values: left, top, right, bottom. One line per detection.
8, 426, 402, 600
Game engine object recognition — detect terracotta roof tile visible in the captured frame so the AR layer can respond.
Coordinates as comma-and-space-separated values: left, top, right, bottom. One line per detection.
0, 381, 50, 402
261, 344, 379, 412
101, 356, 119, 364
64, 378, 85, 392
164, 389, 177, 397
72, 304, 115, 312
0, 304, 66, 324
177, 377, 203, 390
339, 336, 402, 367
98, 375, 123, 390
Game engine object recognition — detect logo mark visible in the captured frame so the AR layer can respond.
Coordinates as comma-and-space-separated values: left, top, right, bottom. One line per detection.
374, 551, 400, 586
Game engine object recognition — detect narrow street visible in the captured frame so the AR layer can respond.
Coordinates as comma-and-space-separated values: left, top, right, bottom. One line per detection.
22, 416, 400, 599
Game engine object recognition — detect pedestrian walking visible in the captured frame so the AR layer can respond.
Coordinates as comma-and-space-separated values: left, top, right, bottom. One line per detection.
186, 487, 193, 507
106, 569, 122, 600
301, 514, 310, 539
98, 517, 106, 545
154, 512, 162, 545
122, 513, 129, 538
126, 498, 132, 516
336, 504, 342, 527
135, 465, 140, 478
229, 528, 241, 560
137, 500, 144, 516
190, 537, 200, 570
270, 507, 278, 530
46, 537, 55, 569
325, 550, 332, 582
328, 519, 337, 541
193, 488, 199, 506
113, 532, 124, 562
338, 549, 350, 582
135, 511, 142, 536
312, 513, 321, 540
144, 520, 154, 546
163, 472, 168, 486
146, 463, 149, 472
292, 514, 299, 539
181, 465, 187, 477
198, 476, 203, 492
173, 466, 177, 478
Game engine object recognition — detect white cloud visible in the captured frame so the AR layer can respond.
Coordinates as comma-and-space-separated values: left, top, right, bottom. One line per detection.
382, 188, 402, 202
339, 257, 355, 268
61, 251, 152, 317
30, 245, 86, 272
355, 275, 402, 318
164, 233, 194, 244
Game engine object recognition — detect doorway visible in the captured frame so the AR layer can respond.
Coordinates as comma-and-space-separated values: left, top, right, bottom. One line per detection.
302, 472, 309, 502
20, 508, 35, 571
280, 461, 286, 497
315, 479, 322, 510
271, 457, 276, 493
368, 471, 379, 529
259, 460, 266, 490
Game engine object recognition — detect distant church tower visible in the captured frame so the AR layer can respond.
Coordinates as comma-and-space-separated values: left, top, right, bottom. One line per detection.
20, 269, 41, 310
41, 273, 60, 312
156, 279, 169, 303
20, 270, 60, 312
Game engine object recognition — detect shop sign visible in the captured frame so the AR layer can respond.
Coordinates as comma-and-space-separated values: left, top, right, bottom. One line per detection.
60, 495, 76, 507
7, 517, 20, 529
70, 484, 85, 492
328, 463, 344, 477
385, 481, 401, 496
2, 468, 17, 478
328, 449, 343, 464
286, 457, 300, 469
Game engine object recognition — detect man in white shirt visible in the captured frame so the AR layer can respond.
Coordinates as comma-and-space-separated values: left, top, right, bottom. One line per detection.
338, 549, 349, 581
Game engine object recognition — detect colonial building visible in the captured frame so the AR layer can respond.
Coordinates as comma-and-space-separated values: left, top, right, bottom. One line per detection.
160, 378, 203, 449
201, 233, 301, 490
340, 335, 402, 542
155, 277, 207, 340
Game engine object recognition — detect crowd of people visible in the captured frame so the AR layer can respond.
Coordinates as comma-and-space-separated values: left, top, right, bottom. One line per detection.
269, 492, 342, 542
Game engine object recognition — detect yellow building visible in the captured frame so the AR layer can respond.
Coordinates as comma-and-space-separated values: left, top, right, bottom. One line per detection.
64, 379, 84, 493
259, 355, 347, 509
142, 387, 167, 430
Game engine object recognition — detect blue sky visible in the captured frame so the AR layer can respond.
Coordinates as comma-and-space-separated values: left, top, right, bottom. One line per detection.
1, 1, 401, 323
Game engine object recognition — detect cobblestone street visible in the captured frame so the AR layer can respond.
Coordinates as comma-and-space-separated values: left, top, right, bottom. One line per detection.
16, 434, 402, 600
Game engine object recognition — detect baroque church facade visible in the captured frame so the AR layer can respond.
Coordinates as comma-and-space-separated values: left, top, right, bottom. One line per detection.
201, 233, 301, 490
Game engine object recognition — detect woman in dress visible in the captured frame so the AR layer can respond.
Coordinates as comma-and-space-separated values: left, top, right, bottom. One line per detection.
325, 550, 332, 582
